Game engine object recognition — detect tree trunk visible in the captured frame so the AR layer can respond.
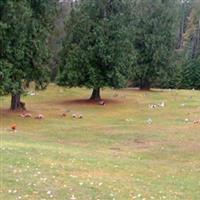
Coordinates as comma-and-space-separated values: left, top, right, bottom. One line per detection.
140, 79, 150, 90
10, 94, 24, 110
90, 88, 101, 101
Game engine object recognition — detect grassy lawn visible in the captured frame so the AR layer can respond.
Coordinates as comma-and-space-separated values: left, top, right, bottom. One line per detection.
1, 84, 200, 200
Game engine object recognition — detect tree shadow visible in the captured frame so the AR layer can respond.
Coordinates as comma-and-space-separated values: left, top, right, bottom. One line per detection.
59, 98, 122, 106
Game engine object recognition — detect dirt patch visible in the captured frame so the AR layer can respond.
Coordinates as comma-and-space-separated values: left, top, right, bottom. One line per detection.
179, 141, 200, 152
109, 147, 122, 151
124, 137, 200, 153
0, 108, 34, 115
57, 98, 122, 106
123, 138, 166, 150
0, 108, 36, 120
132, 139, 152, 149
0, 108, 21, 117
57, 139, 89, 147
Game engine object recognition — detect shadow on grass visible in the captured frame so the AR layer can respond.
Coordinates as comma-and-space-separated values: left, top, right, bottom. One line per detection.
59, 98, 122, 106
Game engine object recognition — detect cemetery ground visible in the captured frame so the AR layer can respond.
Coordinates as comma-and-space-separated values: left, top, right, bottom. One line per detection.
1, 84, 200, 200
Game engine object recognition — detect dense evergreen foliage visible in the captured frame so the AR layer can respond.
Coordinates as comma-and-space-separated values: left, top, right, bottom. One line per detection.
178, 0, 200, 89
131, 0, 178, 90
0, 0, 57, 109
1, 0, 200, 108
181, 56, 200, 89
57, 0, 135, 100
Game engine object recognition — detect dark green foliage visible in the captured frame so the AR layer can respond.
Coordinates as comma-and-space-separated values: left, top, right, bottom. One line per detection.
1, 0, 200, 104
1, 0, 32, 95
181, 56, 200, 89
177, 0, 192, 49
0, 0, 57, 109
131, 0, 178, 90
58, 0, 135, 99
176, 0, 200, 89
0, 60, 12, 95
24, 0, 57, 89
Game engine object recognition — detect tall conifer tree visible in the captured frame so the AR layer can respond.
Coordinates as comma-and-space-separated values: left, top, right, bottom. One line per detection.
132, 0, 178, 90
58, 0, 135, 101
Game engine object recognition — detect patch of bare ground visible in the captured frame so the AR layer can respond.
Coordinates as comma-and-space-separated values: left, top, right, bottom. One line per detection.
0, 108, 20, 117
178, 141, 200, 152
122, 138, 169, 151
0, 108, 34, 117
54, 98, 123, 106
109, 147, 122, 151
122, 136, 200, 153
57, 140, 89, 147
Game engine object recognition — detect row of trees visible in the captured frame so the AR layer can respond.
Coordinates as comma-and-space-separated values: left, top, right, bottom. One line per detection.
180, 0, 200, 89
1, 0, 200, 110
58, 0, 178, 100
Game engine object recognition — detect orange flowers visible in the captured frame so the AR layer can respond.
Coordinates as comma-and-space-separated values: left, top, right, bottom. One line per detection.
11, 124, 17, 131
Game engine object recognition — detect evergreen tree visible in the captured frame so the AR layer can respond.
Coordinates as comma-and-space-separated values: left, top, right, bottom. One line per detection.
0, 60, 12, 96
181, 56, 200, 89
184, 0, 200, 59
0, 0, 57, 110
132, 0, 178, 90
179, 0, 200, 89
177, 0, 192, 49
49, 0, 73, 81
58, 0, 135, 101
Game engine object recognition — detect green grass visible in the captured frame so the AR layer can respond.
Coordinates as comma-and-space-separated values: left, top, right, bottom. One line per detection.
1, 84, 200, 200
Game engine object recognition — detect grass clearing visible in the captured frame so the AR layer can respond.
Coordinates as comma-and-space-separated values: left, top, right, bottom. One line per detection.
1, 85, 200, 199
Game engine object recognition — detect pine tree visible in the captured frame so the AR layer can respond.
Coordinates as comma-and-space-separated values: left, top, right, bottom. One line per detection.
177, 0, 192, 49
58, 0, 135, 101
0, 0, 57, 110
181, 56, 200, 89
132, 0, 178, 90
179, 0, 200, 89
184, 0, 200, 59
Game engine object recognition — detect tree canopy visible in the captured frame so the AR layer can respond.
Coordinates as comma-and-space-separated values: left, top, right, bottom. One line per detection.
131, 0, 178, 90
1, 0, 200, 108
58, 0, 135, 100
0, 0, 57, 109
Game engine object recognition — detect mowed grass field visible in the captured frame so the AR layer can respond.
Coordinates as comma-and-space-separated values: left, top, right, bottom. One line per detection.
1, 84, 200, 200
